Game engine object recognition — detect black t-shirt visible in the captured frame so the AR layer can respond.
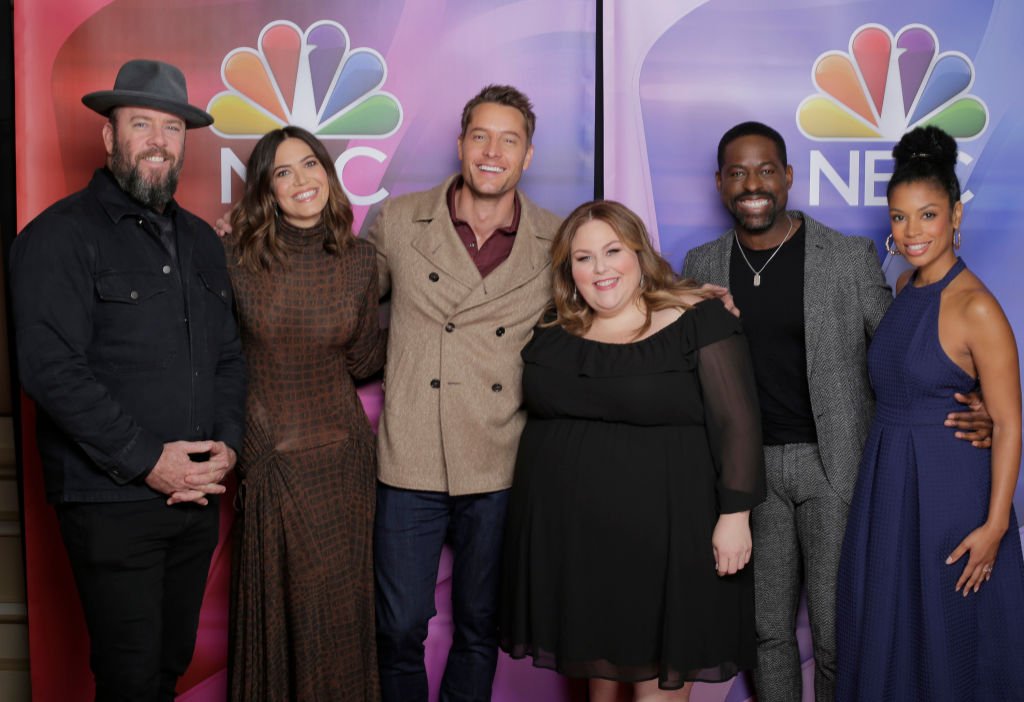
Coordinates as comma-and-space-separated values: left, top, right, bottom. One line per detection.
729, 220, 817, 445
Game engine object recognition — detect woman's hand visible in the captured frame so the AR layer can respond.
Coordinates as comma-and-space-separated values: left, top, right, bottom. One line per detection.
946, 521, 1006, 595
712, 511, 752, 576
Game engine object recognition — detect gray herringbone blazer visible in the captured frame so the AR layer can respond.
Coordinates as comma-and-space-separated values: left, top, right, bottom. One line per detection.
682, 212, 892, 504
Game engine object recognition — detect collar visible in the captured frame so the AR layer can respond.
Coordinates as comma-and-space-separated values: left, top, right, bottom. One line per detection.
445, 175, 521, 236
89, 167, 180, 224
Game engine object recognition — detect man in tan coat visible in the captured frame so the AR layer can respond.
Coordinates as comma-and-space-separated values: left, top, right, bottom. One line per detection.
367, 85, 561, 702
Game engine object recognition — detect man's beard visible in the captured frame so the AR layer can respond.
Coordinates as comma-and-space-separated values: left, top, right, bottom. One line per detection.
109, 139, 184, 212
727, 193, 782, 233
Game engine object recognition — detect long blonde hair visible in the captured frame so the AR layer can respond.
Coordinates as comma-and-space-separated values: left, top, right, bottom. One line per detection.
546, 200, 707, 338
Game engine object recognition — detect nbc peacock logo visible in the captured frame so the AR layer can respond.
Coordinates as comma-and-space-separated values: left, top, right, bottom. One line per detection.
208, 20, 403, 139
797, 24, 988, 141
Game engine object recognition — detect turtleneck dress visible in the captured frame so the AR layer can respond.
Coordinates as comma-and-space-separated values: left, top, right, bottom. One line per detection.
225, 219, 385, 701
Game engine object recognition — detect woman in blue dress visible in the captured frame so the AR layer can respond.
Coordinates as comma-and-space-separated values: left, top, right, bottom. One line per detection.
837, 126, 1024, 701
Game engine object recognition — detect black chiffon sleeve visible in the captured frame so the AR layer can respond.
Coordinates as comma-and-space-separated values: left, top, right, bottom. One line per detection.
696, 320, 766, 514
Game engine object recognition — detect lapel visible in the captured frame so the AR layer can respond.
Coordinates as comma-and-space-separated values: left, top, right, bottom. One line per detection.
801, 212, 829, 375
713, 230, 733, 286
409, 180, 483, 290
456, 199, 550, 314
407, 181, 551, 314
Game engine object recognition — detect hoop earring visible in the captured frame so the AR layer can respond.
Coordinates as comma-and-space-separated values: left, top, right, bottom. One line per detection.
953, 229, 961, 250
572, 286, 578, 303
885, 234, 901, 256
639, 273, 646, 290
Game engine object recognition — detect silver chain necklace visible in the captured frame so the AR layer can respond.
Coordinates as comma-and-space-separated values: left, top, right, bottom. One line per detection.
733, 213, 795, 287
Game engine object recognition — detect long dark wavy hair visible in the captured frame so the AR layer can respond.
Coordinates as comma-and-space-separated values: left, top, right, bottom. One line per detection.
230, 126, 354, 272
545, 200, 707, 339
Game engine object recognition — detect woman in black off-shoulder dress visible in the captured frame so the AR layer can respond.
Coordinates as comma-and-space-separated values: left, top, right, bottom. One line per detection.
500, 200, 765, 701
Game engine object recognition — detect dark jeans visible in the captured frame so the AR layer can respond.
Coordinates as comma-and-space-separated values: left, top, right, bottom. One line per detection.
374, 483, 510, 702
56, 497, 220, 702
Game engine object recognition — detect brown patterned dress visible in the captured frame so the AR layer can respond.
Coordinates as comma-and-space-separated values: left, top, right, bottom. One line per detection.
226, 220, 384, 701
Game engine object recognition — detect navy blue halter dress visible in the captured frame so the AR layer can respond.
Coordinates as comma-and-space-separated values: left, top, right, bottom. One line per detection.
837, 258, 1024, 701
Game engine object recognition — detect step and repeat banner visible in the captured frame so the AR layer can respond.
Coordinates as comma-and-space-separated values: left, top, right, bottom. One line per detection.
604, 2, 1024, 698
14, 0, 1024, 700
604, 0, 1023, 394
14, 1, 594, 700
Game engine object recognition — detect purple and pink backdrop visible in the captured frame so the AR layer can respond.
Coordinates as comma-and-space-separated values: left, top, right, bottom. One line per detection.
15, 1, 1024, 701
604, 1, 1024, 699
14, 1, 593, 699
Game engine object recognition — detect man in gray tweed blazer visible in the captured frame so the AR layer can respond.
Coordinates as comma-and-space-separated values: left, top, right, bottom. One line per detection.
682, 121, 990, 701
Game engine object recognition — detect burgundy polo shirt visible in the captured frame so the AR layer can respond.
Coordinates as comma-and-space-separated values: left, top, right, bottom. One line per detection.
446, 177, 521, 278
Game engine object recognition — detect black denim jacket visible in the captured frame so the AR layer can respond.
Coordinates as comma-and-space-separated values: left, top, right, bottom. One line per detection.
11, 168, 247, 503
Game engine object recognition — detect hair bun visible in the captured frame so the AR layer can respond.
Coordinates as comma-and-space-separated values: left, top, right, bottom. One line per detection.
892, 126, 958, 171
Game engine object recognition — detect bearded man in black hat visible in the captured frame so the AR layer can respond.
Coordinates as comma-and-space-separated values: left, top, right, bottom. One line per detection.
10, 59, 246, 701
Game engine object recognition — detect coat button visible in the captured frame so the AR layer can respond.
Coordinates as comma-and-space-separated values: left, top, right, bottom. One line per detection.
444, 322, 455, 333
491, 383, 503, 392
130, 290, 139, 300
428, 272, 440, 282
162, 265, 171, 274
495, 326, 505, 337
430, 378, 441, 389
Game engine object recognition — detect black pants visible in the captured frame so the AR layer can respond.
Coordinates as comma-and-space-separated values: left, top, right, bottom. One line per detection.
57, 497, 220, 702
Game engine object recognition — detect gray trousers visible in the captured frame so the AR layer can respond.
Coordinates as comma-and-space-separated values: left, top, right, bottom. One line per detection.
752, 443, 848, 702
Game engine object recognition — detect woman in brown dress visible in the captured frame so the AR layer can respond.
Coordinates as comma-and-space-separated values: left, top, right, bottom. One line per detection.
225, 125, 384, 701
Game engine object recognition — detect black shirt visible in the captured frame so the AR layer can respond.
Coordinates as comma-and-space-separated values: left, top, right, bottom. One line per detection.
142, 207, 179, 263
730, 220, 818, 445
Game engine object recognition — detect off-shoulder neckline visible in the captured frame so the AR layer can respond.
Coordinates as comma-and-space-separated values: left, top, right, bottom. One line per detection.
557, 298, 721, 348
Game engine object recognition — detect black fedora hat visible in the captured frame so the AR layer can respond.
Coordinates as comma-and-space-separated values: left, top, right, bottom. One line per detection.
82, 59, 213, 129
